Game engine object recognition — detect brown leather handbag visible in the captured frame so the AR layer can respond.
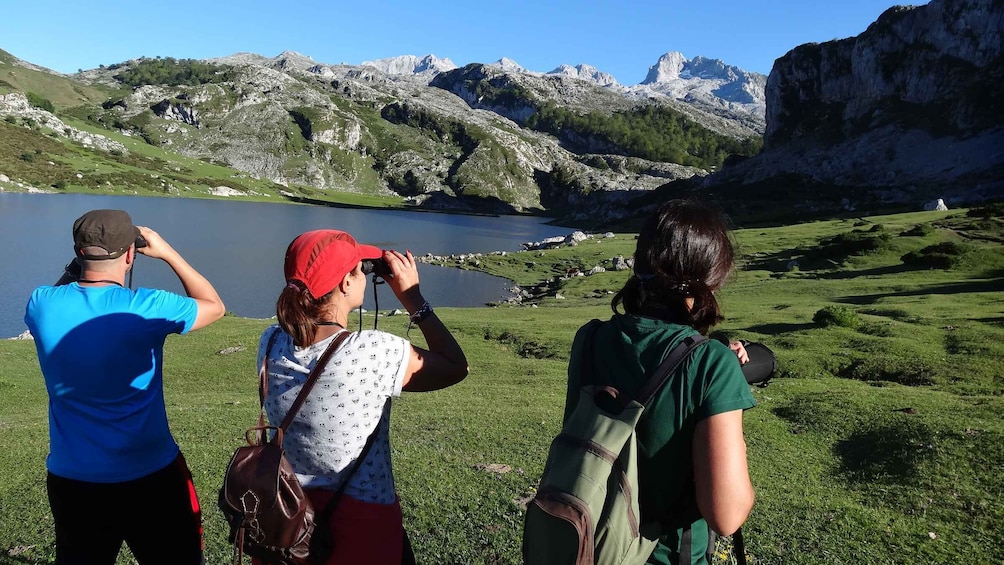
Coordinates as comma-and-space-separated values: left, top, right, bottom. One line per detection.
218, 329, 349, 565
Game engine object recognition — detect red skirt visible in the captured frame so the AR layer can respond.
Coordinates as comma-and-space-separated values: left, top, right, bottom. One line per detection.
253, 489, 404, 565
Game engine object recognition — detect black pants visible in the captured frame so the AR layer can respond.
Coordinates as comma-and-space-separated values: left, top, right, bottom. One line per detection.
47, 452, 204, 565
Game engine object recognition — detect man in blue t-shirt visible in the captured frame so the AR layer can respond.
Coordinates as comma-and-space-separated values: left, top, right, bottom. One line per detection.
24, 209, 225, 565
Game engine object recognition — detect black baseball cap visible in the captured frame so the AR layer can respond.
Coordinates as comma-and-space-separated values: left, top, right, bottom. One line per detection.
72, 209, 141, 260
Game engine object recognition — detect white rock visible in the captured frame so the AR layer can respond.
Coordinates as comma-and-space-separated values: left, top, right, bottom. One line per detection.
923, 198, 949, 211
8, 330, 33, 340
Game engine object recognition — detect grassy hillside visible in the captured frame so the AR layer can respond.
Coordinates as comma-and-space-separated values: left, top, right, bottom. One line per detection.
1, 206, 1002, 564
0, 112, 406, 210
0, 49, 112, 109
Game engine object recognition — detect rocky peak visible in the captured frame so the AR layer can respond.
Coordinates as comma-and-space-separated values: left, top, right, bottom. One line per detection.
491, 57, 527, 74
360, 54, 457, 76
641, 51, 688, 84
547, 64, 620, 87
272, 50, 318, 72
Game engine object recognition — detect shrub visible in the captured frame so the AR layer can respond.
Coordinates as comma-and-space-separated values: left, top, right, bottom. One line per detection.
19, 152, 35, 162
26, 92, 55, 113
813, 305, 862, 328
899, 223, 934, 237
965, 203, 1004, 219
52, 180, 67, 189
901, 241, 970, 269
816, 229, 893, 261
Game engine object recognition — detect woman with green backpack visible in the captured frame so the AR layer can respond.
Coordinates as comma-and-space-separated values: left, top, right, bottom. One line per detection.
524, 199, 756, 565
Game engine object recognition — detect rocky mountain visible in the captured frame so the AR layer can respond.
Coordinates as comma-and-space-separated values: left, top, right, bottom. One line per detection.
361, 54, 457, 76
546, 64, 620, 87
0, 46, 764, 221
490, 57, 528, 74
7, 0, 995, 226
698, 0, 1003, 217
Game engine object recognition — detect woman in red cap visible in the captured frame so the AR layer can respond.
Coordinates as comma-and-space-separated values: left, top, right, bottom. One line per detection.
257, 229, 469, 564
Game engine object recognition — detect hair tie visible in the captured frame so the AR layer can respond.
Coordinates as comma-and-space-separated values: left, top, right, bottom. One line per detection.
286, 281, 302, 291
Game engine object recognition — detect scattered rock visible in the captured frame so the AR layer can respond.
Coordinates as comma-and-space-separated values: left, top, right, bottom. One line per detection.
7, 330, 33, 341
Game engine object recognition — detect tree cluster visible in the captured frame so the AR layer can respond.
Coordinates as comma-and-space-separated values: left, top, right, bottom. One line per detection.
526, 103, 762, 169
113, 58, 234, 87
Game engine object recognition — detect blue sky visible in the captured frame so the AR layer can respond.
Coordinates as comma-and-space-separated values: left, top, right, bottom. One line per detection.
3, 0, 917, 84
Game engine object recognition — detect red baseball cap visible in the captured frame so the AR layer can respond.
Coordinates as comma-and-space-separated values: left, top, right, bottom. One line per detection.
284, 230, 383, 299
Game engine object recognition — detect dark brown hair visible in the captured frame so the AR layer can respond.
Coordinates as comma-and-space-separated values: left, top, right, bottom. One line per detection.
611, 199, 735, 334
276, 283, 335, 348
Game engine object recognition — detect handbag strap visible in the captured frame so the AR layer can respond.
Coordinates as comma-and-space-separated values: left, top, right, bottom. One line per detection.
316, 412, 383, 522
256, 328, 283, 429
256, 327, 351, 432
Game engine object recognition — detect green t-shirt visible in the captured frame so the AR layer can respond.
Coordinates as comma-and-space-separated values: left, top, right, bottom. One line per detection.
564, 315, 756, 565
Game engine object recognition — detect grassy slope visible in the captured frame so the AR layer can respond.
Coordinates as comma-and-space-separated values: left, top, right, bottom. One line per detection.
1, 208, 1002, 564
0, 115, 407, 210
0, 51, 111, 109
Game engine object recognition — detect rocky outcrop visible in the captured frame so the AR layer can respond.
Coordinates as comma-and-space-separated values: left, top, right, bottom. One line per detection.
547, 64, 619, 87
696, 0, 1004, 213
713, 0, 1003, 205
0, 93, 127, 153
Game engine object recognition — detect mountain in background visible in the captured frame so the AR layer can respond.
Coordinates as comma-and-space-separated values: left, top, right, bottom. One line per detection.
679, 0, 1003, 223
361, 54, 458, 76
1, 0, 999, 226
0, 44, 763, 222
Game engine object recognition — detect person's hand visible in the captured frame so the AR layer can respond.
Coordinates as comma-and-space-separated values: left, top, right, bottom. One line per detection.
381, 250, 422, 306
134, 226, 175, 260
729, 341, 750, 365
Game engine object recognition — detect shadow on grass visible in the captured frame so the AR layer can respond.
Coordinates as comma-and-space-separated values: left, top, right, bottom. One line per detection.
836, 278, 1004, 305
976, 317, 1004, 327
742, 322, 817, 335
817, 264, 915, 279
834, 421, 936, 484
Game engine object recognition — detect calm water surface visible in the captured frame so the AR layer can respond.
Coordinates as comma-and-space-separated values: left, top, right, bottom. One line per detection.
0, 193, 572, 337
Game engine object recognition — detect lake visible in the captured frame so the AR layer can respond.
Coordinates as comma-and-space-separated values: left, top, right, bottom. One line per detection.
0, 193, 573, 338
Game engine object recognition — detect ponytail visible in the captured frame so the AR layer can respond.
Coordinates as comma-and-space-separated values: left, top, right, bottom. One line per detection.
276, 282, 333, 347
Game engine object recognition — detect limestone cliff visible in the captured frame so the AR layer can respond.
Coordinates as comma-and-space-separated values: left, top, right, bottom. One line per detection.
712, 0, 1003, 207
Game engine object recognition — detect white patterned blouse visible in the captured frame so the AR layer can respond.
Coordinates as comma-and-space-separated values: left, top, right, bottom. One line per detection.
257, 325, 410, 505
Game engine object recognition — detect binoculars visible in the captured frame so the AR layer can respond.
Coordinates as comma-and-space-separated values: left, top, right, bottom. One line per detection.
361, 257, 391, 277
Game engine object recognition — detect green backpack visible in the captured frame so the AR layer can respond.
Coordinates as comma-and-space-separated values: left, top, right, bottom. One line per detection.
523, 322, 708, 565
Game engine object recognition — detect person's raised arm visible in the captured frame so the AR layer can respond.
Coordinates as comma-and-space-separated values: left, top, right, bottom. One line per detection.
693, 409, 755, 535
381, 249, 468, 391
136, 226, 225, 331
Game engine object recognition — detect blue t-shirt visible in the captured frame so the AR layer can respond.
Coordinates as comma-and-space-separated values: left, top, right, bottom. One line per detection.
24, 283, 198, 483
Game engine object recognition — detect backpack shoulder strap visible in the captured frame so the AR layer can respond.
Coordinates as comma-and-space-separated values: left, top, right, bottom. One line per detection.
258, 327, 283, 408
255, 327, 283, 429
279, 330, 352, 431
635, 334, 708, 407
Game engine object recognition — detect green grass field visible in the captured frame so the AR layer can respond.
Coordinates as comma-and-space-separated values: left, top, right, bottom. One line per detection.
1, 206, 1002, 564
